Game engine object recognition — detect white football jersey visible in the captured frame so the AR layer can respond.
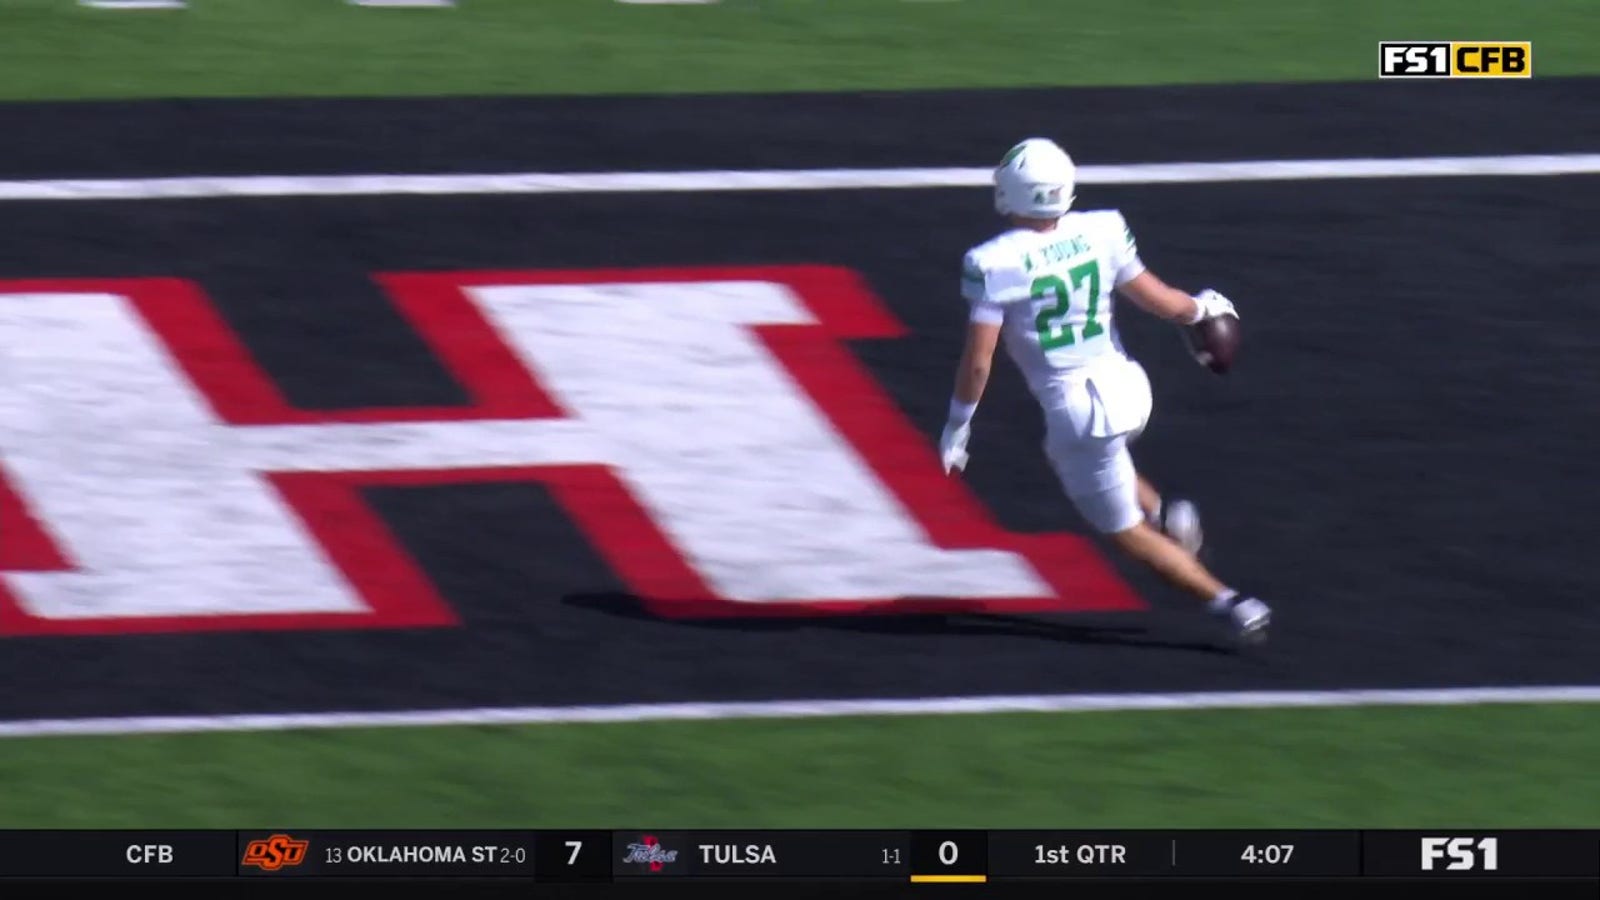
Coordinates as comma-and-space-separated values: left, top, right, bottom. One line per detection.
960, 209, 1146, 393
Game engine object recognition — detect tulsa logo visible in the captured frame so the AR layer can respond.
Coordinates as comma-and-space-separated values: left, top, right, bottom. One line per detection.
624, 836, 678, 872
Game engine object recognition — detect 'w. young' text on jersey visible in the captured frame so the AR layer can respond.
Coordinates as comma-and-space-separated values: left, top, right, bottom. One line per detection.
960, 209, 1145, 396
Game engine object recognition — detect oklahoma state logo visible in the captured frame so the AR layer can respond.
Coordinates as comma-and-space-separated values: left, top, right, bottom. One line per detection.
0, 266, 1140, 636
242, 834, 310, 871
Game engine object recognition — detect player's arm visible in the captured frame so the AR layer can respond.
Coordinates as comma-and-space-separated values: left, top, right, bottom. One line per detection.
952, 250, 1005, 414
940, 316, 1000, 474
951, 319, 1001, 407
1119, 270, 1236, 323
1118, 270, 1209, 323
1109, 214, 1235, 323
942, 254, 1005, 473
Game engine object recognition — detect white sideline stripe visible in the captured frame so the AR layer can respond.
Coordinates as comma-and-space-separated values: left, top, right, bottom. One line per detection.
78, 0, 185, 7
2, 686, 1597, 739
1, 154, 1598, 202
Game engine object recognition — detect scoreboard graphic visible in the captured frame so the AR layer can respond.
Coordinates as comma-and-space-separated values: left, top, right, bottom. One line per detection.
0, 829, 1594, 883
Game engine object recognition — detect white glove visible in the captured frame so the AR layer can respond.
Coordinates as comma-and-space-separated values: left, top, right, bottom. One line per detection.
939, 421, 970, 474
1188, 288, 1238, 324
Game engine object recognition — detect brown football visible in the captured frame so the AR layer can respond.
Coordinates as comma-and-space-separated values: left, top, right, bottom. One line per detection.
1184, 313, 1241, 374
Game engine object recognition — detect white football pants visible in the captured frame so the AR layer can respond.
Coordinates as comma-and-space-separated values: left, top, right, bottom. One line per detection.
1037, 355, 1154, 534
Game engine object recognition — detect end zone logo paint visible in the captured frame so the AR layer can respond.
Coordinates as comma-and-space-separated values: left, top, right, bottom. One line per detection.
0, 266, 1141, 636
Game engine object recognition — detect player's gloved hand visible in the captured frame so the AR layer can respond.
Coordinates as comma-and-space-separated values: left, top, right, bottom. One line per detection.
939, 421, 971, 474
1188, 288, 1238, 324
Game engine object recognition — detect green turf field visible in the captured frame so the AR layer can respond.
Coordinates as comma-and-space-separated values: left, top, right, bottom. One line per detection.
4, 705, 1597, 827
0, 0, 1595, 101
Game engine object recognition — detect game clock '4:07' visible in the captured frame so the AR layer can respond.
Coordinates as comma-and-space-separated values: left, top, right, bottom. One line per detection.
1240, 844, 1294, 865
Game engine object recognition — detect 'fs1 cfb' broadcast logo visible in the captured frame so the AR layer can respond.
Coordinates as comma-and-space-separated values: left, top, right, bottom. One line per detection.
0, 267, 1145, 638
1380, 41, 1531, 78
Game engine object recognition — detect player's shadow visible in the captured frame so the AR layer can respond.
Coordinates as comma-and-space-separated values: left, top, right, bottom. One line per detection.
561, 591, 1233, 656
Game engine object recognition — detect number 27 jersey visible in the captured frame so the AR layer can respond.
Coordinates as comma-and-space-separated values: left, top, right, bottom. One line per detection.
960, 209, 1146, 389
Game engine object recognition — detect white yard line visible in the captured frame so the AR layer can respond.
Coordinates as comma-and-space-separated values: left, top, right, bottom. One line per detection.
78, 0, 186, 8
3, 686, 1597, 738
0, 154, 1596, 202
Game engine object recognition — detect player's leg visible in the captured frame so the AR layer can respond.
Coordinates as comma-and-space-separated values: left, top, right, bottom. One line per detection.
1048, 433, 1268, 641
1104, 519, 1223, 600
1055, 440, 1213, 599
1112, 365, 1201, 554
1134, 471, 1203, 555
1136, 476, 1161, 523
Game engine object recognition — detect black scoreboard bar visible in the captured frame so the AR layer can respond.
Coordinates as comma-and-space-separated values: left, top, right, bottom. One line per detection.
0, 830, 1592, 880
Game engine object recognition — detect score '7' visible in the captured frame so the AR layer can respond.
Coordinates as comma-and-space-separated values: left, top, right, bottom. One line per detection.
567, 841, 583, 865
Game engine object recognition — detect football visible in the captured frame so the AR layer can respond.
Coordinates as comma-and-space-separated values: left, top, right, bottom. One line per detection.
1183, 313, 1241, 374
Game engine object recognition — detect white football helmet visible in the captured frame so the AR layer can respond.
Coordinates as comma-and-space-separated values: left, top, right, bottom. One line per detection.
994, 138, 1076, 218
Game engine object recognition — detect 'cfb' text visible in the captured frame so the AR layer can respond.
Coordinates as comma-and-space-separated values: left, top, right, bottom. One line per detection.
127, 845, 173, 864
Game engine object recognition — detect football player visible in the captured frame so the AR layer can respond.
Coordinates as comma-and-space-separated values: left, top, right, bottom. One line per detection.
941, 137, 1270, 643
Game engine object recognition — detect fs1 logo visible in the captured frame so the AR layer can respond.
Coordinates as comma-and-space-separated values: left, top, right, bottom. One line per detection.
1380, 42, 1531, 78
1420, 837, 1499, 871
